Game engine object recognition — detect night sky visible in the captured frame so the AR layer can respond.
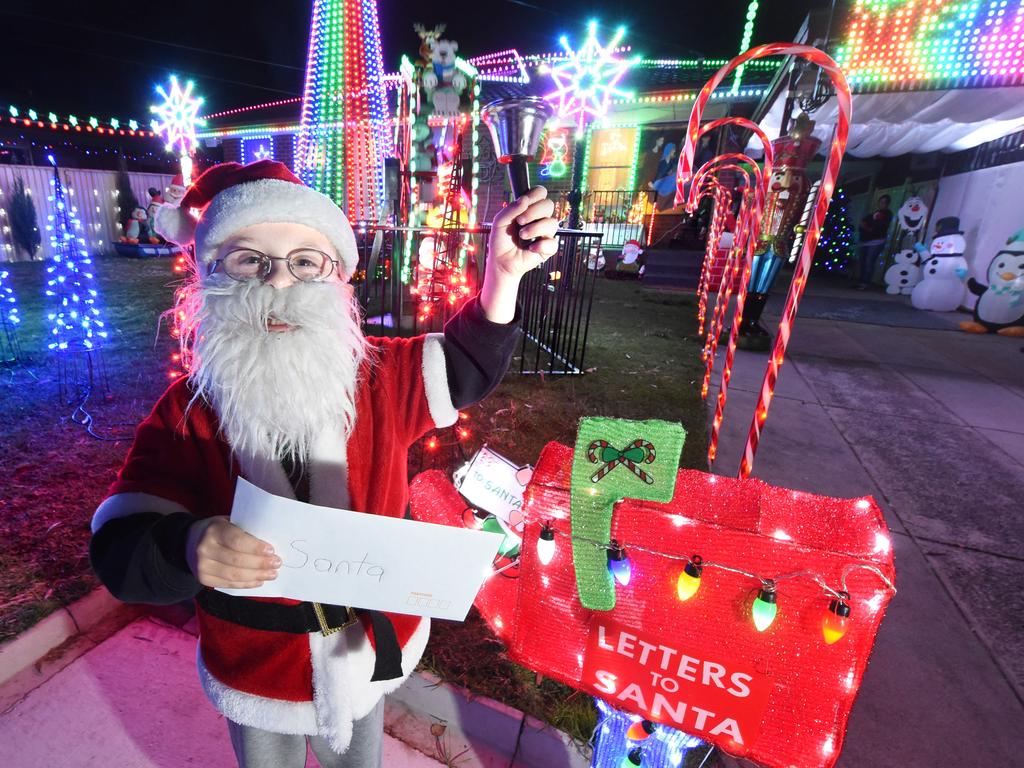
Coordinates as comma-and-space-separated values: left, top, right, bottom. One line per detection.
0, 0, 822, 120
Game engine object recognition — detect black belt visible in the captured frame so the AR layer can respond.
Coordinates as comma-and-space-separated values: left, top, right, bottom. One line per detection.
196, 589, 404, 682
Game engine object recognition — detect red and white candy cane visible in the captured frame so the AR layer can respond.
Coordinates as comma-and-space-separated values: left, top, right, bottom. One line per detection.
709, 181, 765, 464
692, 178, 732, 335
686, 118, 776, 330
676, 44, 851, 478
688, 156, 763, 397
679, 116, 775, 341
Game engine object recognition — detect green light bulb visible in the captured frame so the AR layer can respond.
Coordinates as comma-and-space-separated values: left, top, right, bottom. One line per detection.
752, 585, 778, 632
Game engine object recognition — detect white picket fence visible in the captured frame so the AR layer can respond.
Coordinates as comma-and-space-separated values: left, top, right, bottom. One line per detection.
0, 164, 175, 262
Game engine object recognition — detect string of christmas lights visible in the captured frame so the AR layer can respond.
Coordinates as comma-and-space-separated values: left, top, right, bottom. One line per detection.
200, 97, 302, 121
7, 105, 155, 137
514, 515, 895, 641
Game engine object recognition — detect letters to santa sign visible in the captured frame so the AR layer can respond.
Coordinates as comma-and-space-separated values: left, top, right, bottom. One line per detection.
410, 439, 897, 768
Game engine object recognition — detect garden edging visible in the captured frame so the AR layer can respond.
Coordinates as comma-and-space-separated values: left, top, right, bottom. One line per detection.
0, 586, 143, 711
386, 669, 592, 768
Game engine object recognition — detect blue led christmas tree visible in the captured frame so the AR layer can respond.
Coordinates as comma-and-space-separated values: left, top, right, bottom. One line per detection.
591, 699, 706, 768
44, 155, 108, 352
812, 186, 854, 273
0, 267, 21, 363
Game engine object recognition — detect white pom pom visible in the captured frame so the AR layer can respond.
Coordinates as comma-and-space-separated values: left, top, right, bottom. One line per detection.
153, 203, 197, 246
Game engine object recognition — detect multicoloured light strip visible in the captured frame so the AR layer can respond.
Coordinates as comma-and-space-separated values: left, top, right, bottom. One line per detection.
197, 123, 301, 139
834, 0, 1024, 89
543, 22, 639, 137
295, 0, 388, 221
610, 88, 766, 105
7, 105, 153, 137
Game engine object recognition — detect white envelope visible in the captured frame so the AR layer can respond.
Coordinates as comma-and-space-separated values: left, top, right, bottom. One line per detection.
220, 477, 503, 621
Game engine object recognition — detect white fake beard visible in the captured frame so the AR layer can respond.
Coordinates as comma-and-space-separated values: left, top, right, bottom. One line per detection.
181, 277, 367, 462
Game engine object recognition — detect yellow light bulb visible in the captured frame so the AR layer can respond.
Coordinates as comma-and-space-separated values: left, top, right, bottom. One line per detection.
676, 555, 703, 602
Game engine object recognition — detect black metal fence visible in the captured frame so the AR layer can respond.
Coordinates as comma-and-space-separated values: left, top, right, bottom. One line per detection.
352, 225, 603, 376
517, 229, 603, 375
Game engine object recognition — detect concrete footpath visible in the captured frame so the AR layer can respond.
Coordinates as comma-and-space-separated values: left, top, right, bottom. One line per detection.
705, 312, 1024, 766
0, 615, 443, 768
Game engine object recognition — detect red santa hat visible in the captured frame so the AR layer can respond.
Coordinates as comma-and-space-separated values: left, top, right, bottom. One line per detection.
153, 160, 358, 277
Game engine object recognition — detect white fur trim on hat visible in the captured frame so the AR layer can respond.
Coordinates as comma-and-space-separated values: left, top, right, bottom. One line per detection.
192, 178, 358, 277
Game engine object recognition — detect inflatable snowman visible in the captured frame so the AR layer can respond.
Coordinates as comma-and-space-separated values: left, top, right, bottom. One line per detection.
884, 249, 922, 295
960, 228, 1024, 336
897, 196, 928, 233
911, 217, 968, 312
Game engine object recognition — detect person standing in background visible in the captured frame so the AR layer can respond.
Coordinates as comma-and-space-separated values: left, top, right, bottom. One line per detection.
854, 193, 893, 290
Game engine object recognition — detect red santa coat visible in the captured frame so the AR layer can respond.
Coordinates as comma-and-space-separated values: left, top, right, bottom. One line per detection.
91, 333, 456, 753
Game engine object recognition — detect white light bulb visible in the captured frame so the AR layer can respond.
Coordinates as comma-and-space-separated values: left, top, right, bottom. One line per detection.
537, 524, 556, 566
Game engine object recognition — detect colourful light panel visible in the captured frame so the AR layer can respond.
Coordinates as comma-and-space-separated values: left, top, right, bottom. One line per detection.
835, 0, 1024, 89
294, 0, 388, 222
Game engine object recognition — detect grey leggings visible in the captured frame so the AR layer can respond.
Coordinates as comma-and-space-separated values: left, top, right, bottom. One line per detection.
226, 698, 384, 768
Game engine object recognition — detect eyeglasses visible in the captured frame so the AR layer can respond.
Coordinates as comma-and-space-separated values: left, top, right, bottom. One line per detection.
209, 248, 340, 282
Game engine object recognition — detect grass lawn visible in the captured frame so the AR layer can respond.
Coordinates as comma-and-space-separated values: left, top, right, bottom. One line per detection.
0, 256, 707, 744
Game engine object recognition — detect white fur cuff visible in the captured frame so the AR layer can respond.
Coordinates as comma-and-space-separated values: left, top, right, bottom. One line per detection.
421, 334, 459, 428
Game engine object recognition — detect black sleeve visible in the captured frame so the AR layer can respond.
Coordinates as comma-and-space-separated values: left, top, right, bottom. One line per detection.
90, 511, 204, 605
443, 296, 522, 409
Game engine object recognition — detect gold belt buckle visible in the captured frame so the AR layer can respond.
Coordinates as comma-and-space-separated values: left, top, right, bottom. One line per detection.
312, 602, 358, 636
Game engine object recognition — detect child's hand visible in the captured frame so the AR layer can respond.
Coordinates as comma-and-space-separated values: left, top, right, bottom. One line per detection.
487, 186, 559, 280
186, 516, 280, 589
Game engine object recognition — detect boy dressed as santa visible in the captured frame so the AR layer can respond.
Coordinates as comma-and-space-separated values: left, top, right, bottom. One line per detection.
89, 160, 559, 767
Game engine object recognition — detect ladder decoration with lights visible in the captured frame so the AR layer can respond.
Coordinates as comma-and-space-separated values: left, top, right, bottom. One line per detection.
415, 118, 472, 328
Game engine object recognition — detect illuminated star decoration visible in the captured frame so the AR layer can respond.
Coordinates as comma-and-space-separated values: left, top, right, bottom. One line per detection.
542, 22, 638, 138
149, 76, 206, 157
253, 143, 272, 161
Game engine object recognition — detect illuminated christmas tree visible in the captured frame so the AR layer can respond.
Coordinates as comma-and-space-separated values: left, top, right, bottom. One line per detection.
813, 187, 854, 273
0, 267, 20, 363
294, 0, 388, 221
44, 156, 108, 352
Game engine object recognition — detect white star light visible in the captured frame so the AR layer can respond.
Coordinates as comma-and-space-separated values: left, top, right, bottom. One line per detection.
543, 22, 637, 137
253, 143, 272, 161
150, 76, 205, 156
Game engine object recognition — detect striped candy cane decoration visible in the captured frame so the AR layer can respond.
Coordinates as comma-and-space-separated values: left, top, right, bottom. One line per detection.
675, 45, 851, 479
688, 157, 762, 396
676, 44, 851, 478
709, 184, 764, 463
701, 186, 754, 400
693, 180, 731, 336
683, 117, 775, 353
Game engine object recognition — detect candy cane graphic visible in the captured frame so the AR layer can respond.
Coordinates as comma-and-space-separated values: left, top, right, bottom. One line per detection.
675, 43, 851, 479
